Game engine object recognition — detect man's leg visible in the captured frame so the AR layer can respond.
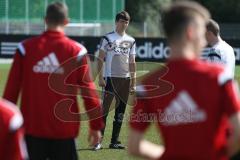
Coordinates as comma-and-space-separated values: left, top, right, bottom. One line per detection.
111, 98, 128, 143
25, 135, 49, 160
110, 78, 130, 148
50, 138, 78, 160
101, 77, 115, 137
93, 77, 115, 150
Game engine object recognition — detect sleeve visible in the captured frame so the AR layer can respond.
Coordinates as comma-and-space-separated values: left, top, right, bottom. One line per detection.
129, 40, 136, 55
99, 36, 109, 52
221, 80, 240, 116
3, 50, 23, 104
130, 97, 152, 132
5, 128, 28, 160
76, 44, 88, 58
8, 110, 23, 132
1, 112, 28, 160
77, 55, 105, 130
224, 48, 235, 79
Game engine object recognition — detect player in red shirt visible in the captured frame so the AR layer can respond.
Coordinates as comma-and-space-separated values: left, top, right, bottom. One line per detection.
128, 1, 240, 160
0, 99, 28, 160
3, 2, 104, 160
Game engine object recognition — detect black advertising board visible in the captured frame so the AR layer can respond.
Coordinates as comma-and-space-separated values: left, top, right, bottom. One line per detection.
1, 34, 240, 64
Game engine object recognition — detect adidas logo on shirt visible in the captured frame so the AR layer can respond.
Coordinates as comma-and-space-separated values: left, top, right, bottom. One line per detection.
163, 90, 206, 126
33, 52, 64, 74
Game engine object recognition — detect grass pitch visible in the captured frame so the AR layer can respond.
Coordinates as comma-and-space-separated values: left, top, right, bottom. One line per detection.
0, 62, 239, 160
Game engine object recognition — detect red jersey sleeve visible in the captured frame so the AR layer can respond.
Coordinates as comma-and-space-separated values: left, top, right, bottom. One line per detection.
4, 128, 28, 160
221, 80, 240, 116
0, 102, 28, 160
3, 50, 23, 104
130, 97, 152, 132
77, 55, 104, 130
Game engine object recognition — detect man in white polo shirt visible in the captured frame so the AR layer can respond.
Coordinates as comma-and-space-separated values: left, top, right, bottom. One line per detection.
95, 11, 136, 150
204, 19, 235, 78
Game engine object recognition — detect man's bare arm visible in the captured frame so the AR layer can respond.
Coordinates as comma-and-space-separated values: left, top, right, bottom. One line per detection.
97, 49, 106, 87
128, 129, 165, 160
129, 55, 136, 94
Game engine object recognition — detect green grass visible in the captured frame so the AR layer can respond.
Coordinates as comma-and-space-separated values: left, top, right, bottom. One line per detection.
1, 62, 240, 160
0, 62, 162, 160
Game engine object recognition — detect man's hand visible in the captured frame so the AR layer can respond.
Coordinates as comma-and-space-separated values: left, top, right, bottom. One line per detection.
88, 129, 102, 147
129, 80, 136, 94
97, 50, 106, 88
98, 77, 106, 87
128, 129, 164, 159
129, 86, 136, 95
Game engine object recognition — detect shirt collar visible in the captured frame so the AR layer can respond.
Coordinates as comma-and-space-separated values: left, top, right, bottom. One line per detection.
43, 30, 65, 37
168, 58, 200, 67
114, 30, 125, 37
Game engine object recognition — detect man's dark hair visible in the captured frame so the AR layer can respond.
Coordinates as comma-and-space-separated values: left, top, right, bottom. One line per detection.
46, 2, 68, 25
162, 1, 210, 41
206, 19, 220, 36
115, 11, 130, 22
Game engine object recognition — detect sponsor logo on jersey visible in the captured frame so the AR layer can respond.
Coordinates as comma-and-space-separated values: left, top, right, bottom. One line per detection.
33, 52, 64, 74
104, 40, 132, 55
163, 90, 206, 126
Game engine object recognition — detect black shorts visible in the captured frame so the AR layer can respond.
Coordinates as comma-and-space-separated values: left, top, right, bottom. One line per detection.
25, 135, 78, 160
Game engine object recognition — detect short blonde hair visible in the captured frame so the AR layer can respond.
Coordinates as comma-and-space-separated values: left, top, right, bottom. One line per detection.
163, 1, 210, 41
46, 2, 68, 25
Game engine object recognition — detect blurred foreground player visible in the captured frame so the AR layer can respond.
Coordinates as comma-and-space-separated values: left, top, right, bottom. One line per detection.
0, 99, 28, 160
3, 2, 104, 160
128, 1, 240, 160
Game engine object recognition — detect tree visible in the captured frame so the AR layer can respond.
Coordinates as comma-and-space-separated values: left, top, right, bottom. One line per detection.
194, 0, 240, 23
125, 0, 172, 37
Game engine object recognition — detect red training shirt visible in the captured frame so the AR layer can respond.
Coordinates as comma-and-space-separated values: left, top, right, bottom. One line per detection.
3, 30, 104, 139
130, 59, 240, 160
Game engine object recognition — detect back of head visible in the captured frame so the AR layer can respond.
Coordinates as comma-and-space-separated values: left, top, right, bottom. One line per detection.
162, 0, 210, 42
46, 2, 68, 26
206, 19, 220, 36
115, 11, 130, 22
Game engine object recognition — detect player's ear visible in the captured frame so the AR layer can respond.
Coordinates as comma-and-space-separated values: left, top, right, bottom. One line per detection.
205, 30, 210, 40
44, 17, 49, 26
186, 25, 195, 41
209, 31, 215, 37
63, 18, 69, 26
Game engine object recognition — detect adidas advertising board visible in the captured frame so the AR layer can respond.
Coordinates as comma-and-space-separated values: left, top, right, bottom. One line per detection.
136, 42, 170, 60
1, 34, 240, 64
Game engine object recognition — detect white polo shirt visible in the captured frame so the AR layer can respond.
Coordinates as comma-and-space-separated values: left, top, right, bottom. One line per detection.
99, 31, 136, 78
203, 40, 235, 78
